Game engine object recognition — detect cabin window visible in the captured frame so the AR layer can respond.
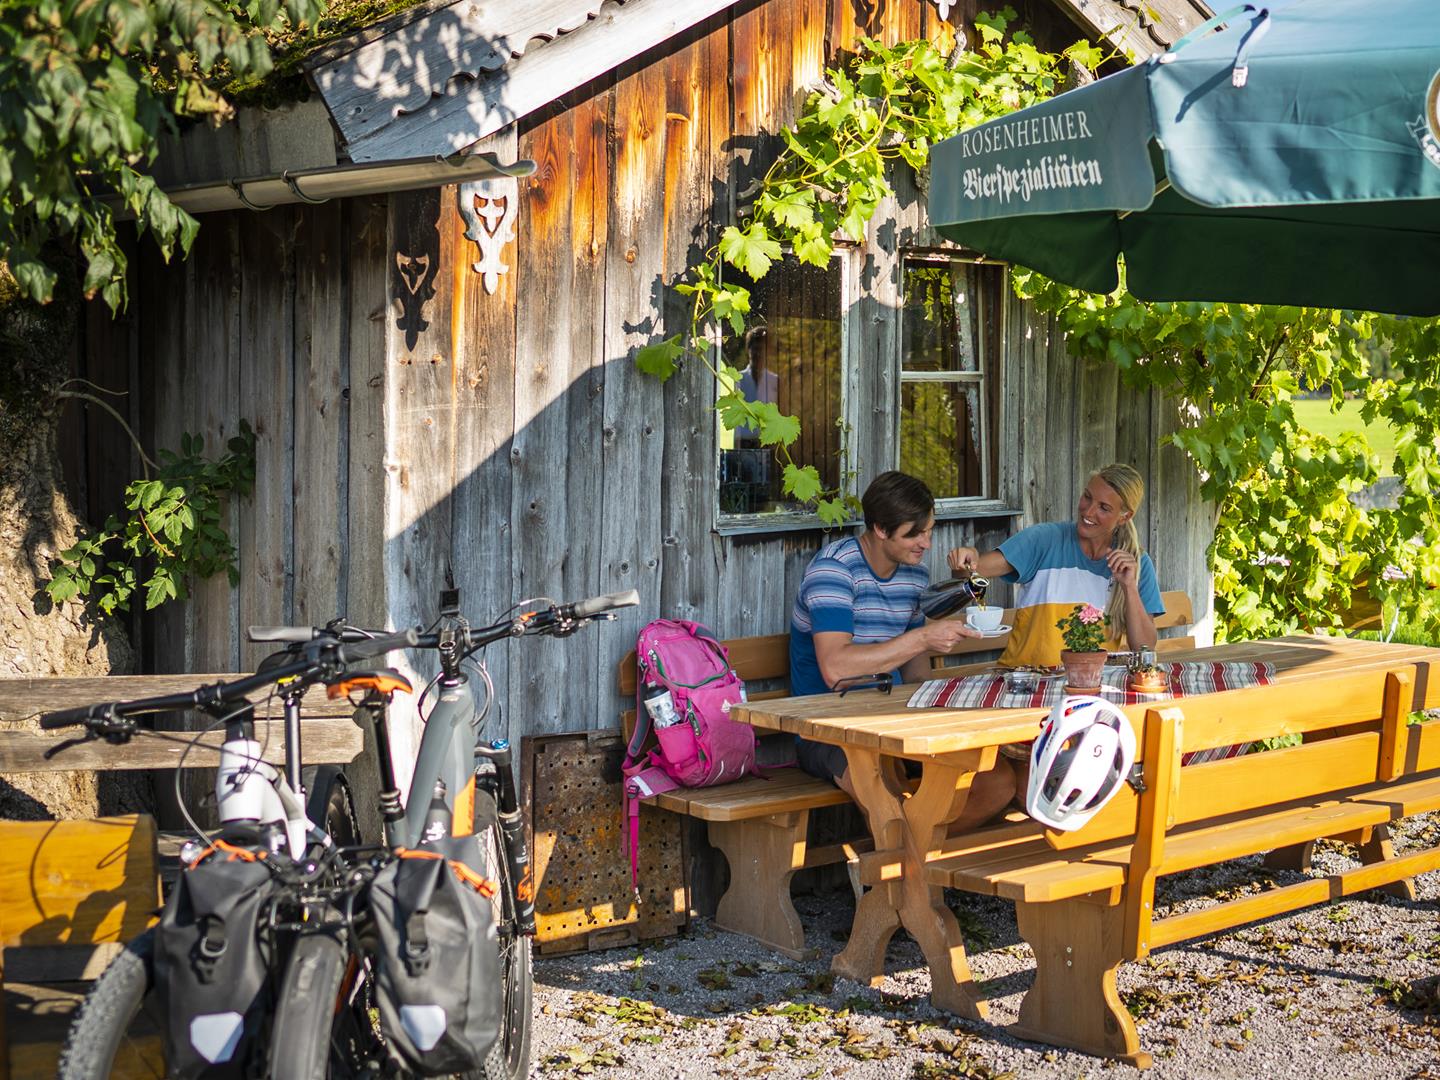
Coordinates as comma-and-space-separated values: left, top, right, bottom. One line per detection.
898, 257, 1004, 505
716, 253, 846, 525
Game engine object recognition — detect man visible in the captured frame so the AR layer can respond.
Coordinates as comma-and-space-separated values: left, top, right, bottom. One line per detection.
789, 471, 1015, 824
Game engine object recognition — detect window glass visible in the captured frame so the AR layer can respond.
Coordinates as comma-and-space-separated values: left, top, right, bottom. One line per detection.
899, 259, 1002, 502
718, 256, 844, 519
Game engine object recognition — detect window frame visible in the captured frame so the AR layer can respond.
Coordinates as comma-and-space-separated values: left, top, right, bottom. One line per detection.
713, 246, 855, 534
896, 251, 1012, 519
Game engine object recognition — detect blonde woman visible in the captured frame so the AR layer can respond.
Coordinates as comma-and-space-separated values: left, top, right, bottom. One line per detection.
947, 464, 1163, 668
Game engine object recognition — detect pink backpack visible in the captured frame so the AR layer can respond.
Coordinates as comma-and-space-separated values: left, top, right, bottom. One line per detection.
621, 620, 758, 895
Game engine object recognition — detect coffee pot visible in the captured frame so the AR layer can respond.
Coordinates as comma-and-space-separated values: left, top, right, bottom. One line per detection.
917, 570, 990, 620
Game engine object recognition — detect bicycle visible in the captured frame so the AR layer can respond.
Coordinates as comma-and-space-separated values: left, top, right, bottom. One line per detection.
44, 627, 418, 1078
260, 586, 638, 1080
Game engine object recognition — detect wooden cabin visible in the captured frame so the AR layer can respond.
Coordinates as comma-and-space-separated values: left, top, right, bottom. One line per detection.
63, 0, 1218, 774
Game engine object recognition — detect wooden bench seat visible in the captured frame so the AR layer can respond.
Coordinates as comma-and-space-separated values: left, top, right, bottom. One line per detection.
0, 815, 163, 1078
619, 633, 869, 958
926, 662, 1440, 1068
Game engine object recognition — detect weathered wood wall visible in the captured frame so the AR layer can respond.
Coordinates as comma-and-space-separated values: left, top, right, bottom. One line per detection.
65, 0, 1213, 783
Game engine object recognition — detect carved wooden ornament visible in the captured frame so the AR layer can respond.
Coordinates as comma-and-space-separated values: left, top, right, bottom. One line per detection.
458, 177, 519, 295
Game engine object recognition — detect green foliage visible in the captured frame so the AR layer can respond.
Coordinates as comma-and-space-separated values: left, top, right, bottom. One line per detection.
1012, 270, 1440, 640
640, 12, 1100, 519
1055, 602, 1108, 652
0, 0, 323, 311
46, 422, 257, 614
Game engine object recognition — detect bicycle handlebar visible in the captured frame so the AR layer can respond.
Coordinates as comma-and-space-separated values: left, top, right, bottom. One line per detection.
39, 705, 102, 731
565, 589, 639, 620
37, 629, 419, 733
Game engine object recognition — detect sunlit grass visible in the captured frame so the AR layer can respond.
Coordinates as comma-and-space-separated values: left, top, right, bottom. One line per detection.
1292, 397, 1396, 476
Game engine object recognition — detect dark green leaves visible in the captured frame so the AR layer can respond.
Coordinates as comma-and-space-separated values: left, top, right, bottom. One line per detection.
636, 18, 1083, 521
44, 422, 258, 614
0, 0, 323, 309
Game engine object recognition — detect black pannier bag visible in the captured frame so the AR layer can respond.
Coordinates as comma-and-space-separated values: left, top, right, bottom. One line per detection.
154, 844, 278, 1078
369, 839, 503, 1075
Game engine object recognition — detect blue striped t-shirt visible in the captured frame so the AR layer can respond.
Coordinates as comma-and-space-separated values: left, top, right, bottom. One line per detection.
789, 535, 929, 696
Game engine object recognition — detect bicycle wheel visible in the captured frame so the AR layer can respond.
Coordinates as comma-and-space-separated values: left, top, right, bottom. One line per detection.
270, 928, 381, 1079
474, 813, 533, 1080
57, 928, 162, 1079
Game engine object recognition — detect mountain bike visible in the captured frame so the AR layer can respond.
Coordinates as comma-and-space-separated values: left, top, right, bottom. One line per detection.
246, 588, 638, 1079
44, 628, 418, 1078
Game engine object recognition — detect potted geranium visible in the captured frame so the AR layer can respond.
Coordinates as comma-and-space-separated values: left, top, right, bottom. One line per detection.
1056, 603, 1108, 692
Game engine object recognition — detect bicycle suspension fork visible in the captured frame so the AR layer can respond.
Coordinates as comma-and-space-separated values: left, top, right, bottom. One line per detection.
475, 740, 535, 936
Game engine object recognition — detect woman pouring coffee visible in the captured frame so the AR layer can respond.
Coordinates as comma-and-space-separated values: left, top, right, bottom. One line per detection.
947, 463, 1165, 668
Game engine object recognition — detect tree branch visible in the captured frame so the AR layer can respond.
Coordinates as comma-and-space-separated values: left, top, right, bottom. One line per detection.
53, 389, 157, 475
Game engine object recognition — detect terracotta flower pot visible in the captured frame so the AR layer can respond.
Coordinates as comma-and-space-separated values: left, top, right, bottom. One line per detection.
1060, 648, 1107, 694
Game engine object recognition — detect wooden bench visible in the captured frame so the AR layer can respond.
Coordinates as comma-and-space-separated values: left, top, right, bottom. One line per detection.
0, 816, 163, 1078
926, 662, 1440, 1067
618, 634, 860, 958
616, 589, 1197, 957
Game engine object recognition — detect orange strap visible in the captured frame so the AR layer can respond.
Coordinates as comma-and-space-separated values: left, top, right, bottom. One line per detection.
393, 847, 497, 897
186, 838, 269, 869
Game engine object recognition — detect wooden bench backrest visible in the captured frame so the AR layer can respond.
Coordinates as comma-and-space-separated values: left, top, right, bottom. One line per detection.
1048, 665, 1419, 852
617, 632, 791, 697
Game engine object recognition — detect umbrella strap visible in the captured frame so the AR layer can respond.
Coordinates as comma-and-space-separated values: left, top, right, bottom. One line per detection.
1159, 4, 1268, 76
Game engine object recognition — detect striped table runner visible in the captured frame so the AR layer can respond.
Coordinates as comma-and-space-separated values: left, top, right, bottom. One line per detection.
907, 661, 1276, 765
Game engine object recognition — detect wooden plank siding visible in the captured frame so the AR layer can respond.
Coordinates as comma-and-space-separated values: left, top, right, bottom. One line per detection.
70, 0, 1214, 792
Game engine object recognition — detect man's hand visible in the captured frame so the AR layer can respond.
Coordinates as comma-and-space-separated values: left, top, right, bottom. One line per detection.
920, 619, 983, 654
947, 546, 980, 573
1106, 548, 1140, 590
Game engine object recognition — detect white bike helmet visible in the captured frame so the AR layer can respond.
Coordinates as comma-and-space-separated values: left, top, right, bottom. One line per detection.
1026, 695, 1136, 832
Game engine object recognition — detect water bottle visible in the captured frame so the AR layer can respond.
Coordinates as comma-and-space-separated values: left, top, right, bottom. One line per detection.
642, 681, 681, 729
419, 778, 450, 845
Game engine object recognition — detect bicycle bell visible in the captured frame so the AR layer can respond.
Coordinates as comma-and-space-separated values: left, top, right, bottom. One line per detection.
917, 571, 990, 620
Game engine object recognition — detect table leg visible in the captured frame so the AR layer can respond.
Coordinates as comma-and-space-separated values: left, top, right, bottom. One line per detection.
832, 747, 989, 1021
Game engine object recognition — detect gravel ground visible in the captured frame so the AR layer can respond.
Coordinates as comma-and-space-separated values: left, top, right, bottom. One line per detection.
531, 812, 1440, 1080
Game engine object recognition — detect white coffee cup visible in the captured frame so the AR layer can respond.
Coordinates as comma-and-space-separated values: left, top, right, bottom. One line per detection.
965, 604, 1004, 632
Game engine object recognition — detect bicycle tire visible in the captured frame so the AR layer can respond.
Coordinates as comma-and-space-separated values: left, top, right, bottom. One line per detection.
269, 929, 377, 1080
57, 928, 159, 1080
475, 816, 533, 1080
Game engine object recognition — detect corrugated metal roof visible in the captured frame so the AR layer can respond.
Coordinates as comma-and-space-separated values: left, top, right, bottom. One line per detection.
309, 0, 742, 163
304, 0, 1216, 164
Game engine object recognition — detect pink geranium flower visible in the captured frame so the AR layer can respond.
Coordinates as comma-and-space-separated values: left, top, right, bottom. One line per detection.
1078, 604, 1104, 625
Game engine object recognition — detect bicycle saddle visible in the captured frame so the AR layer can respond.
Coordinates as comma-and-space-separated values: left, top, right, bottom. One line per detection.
325, 668, 414, 699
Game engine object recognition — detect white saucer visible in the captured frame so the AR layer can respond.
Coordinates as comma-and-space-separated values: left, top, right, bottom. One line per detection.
969, 624, 1012, 638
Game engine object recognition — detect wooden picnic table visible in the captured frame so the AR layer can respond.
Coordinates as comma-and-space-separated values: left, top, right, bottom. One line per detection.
730, 634, 1440, 1021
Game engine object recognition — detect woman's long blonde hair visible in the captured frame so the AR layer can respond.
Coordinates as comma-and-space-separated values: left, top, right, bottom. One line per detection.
1095, 463, 1146, 638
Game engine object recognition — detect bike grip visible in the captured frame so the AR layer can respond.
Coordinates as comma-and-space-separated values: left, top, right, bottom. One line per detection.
39, 706, 95, 730
247, 625, 319, 643
571, 589, 640, 619
339, 628, 420, 662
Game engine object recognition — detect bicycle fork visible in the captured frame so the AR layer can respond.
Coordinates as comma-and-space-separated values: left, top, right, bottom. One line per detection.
475, 740, 535, 937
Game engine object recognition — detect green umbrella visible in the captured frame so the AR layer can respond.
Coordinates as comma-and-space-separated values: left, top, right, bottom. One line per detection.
929, 0, 1440, 315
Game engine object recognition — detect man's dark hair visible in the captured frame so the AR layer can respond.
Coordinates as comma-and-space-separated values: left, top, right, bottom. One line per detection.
862, 471, 934, 536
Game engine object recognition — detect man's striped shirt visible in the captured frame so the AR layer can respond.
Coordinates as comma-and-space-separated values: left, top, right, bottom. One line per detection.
789, 535, 928, 696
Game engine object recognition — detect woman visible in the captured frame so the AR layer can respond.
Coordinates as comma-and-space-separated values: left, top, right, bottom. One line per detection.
948, 463, 1165, 668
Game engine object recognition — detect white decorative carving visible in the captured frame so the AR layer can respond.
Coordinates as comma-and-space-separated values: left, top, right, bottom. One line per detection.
932, 0, 955, 19
458, 177, 519, 295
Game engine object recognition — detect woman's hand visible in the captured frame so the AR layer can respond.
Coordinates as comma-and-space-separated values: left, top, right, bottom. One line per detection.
1106, 548, 1140, 590
947, 546, 980, 573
